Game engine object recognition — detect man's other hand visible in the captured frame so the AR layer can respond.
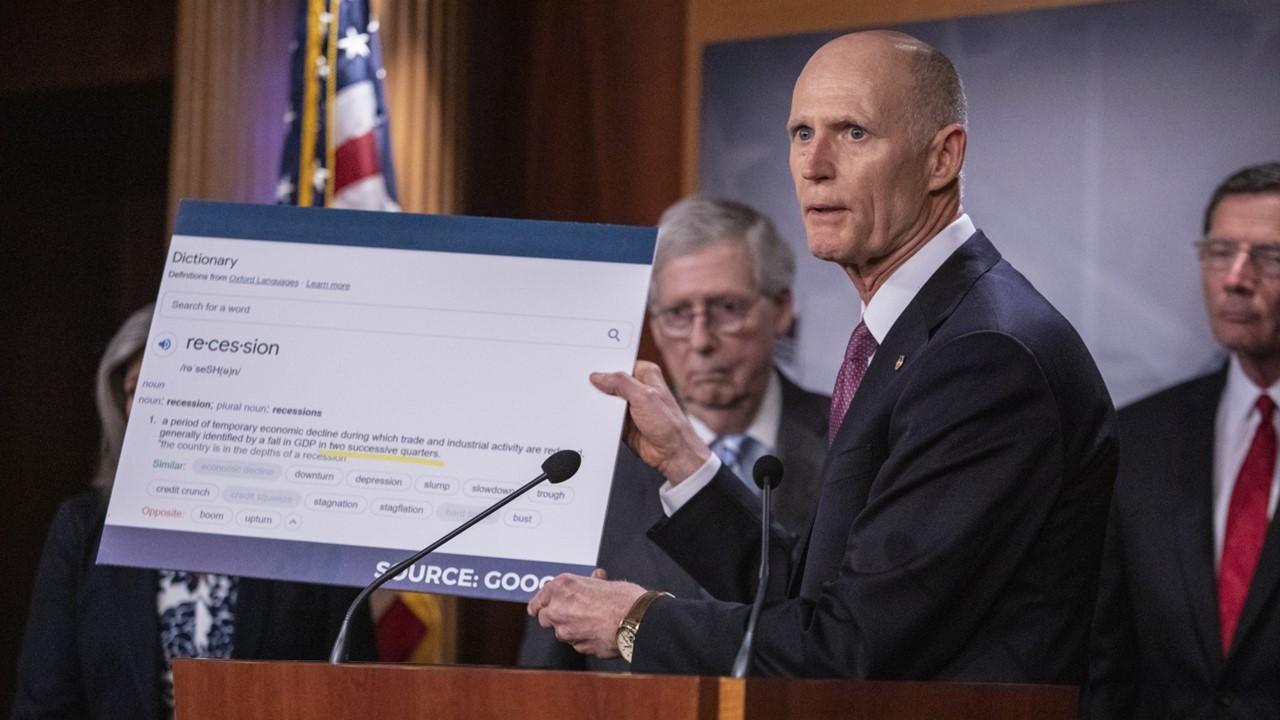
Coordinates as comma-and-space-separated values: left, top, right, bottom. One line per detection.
527, 570, 645, 658
590, 360, 711, 484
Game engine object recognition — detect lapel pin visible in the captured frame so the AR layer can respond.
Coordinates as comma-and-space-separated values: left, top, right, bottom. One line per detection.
894, 355, 905, 371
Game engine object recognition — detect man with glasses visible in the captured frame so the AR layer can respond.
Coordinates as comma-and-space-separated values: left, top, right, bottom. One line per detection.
1089, 162, 1280, 718
518, 196, 829, 671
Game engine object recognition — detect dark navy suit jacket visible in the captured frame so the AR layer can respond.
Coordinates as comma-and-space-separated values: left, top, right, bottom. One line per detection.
633, 232, 1117, 681
1088, 369, 1280, 718
517, 373, 829, 671
11, 492, 374, 720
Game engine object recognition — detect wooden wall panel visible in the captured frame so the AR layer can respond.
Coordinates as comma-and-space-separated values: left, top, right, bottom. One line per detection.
449, 0, 686, 665
516, 0, 687, 226
167, 0, 295, 223
0, 83, 174, 714
374, 0, 466, 214
1, 6, 176, 712
0, 1, 175, 95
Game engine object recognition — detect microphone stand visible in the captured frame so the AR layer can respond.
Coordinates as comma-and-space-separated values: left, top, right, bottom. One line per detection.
329, 451, 579, 663
731, 456, 781, 678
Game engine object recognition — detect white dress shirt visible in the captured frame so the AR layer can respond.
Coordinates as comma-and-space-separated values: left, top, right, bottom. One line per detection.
1212, 355, 1280, 571
660, 214, 976, 515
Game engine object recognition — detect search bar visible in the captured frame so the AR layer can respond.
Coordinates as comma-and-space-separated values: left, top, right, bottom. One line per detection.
160, 292, 634, 349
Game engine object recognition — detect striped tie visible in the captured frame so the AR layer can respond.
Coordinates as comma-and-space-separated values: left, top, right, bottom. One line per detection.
711, 434, 762, 494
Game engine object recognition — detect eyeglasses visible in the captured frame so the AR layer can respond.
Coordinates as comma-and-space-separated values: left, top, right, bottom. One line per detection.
1195, 238, 1280, 278
652, 295, 763, 337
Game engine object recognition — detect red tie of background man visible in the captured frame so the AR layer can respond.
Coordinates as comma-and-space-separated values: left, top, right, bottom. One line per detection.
1219, 394, 1276, 655
828, 320, 877, 446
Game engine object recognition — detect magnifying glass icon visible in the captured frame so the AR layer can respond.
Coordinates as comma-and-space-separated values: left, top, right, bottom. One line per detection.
607, 328, 621, 342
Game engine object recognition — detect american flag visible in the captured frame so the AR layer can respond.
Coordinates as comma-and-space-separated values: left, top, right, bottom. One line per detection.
278, 0, 398, 210
278, 0, 450, 664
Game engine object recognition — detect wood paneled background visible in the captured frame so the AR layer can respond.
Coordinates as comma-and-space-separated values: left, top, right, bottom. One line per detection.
1, 0, 1101, 708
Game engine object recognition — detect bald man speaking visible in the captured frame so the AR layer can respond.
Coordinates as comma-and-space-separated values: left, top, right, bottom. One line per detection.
529, 31, 1117, 682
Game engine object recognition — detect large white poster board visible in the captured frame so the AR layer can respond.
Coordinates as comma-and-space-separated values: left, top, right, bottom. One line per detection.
98, 201, 655, 601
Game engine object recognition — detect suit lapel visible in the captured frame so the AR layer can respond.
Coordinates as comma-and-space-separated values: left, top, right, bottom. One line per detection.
827, 231, 1001, 452
774, 373, 829, 536
1171, 369, 1226, 674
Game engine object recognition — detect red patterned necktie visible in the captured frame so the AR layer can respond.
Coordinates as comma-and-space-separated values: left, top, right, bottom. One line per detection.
828, 320, 877, 446
1219, 394, 1276, 655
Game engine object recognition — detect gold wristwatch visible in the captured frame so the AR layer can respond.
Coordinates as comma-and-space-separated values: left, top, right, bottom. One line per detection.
616, 590, 672, 663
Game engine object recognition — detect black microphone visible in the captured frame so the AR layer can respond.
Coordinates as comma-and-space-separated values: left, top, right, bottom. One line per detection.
328, 449, 582, 663
730, 454, 784, 677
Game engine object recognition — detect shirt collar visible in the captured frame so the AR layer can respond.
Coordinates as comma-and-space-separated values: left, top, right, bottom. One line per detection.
1223, 354, 1280, 423
860, 213, 975, 344
688, 369, 782, 452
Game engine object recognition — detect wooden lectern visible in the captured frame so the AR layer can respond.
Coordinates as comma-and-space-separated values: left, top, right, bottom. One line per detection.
173, 659, 1077, 719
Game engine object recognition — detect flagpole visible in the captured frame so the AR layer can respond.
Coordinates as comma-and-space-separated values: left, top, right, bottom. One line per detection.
324, 0, 340, 206
297, 0, 324, 207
